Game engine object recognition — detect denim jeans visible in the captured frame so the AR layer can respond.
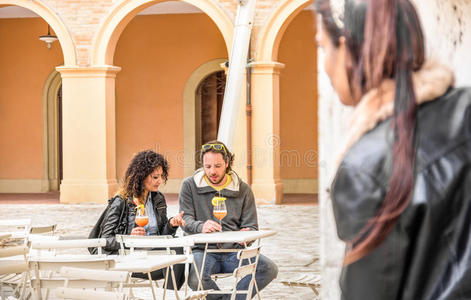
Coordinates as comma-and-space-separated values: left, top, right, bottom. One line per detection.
188, 250, 278, 300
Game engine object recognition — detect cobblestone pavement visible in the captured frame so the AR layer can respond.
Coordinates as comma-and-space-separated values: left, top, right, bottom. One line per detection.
0, 203, 319, 299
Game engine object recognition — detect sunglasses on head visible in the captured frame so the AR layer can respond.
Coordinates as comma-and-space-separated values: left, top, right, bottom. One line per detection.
202, 143, 227, 156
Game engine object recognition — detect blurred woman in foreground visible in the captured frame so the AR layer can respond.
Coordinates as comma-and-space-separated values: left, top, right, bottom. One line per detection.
316, 0, 471, 298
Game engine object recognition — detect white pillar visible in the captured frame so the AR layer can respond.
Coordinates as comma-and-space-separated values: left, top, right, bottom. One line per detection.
56, 66, 120, 204
250, 61, 285, 204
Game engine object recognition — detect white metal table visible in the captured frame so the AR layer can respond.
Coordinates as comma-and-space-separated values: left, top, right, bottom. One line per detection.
188, 230, 277, 293
112, 254, 186, 300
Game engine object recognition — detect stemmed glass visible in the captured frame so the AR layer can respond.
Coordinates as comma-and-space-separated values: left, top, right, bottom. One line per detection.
213, 198, 227, 230
135, 205, 149, 228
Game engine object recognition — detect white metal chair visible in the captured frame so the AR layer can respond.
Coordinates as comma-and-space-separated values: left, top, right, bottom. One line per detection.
116, 234, 174, 255
281, 274, 320, 297
29, 224, 56, 236
0, 219, 32, 246
30, 238, 107, 257
118, 235, 206, 300
54, 266, 130, 300
206, 246, 261, 300
29, 238, 111, 300
0, 245, 30, 300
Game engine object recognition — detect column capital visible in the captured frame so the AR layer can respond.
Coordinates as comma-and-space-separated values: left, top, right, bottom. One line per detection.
249, 61, 285, 75
56, 65, 122, 78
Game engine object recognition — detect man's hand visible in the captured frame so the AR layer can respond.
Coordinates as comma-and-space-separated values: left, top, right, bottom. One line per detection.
170, 211, 186, 228
202, 220, 222, 233
239, 227, 254, 246
130, 227, 146, 236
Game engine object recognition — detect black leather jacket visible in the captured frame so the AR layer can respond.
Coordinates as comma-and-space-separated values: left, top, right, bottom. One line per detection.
332, 88, 471, 300
101, 191, 177, 254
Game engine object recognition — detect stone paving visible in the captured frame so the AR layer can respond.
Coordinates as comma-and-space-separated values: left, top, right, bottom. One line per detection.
0, 203, 319, 300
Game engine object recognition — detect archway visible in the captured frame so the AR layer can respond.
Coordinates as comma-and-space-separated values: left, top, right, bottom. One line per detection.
250, 0, 316, 204
111, 3, 228, 193
0, 1, 76, 66
0, 5, 69, 192
92, 0, 233, 66
277, 6, 318, 197
195, 70, 226, 168
183, 58, 226, 175
255, 0, 312, 62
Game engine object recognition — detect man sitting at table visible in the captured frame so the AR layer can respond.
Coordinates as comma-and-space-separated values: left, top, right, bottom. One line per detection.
179, 140, 278, 299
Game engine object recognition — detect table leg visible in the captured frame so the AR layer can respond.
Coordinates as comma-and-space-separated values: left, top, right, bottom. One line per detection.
147, 271, 157, 300
183, 246, 189, 297
32, 264, 42, 300
163, 266, 169, 300
170, 265, 180, 300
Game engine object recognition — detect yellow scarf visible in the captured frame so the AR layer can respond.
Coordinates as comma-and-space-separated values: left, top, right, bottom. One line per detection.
204, 174, 232, 192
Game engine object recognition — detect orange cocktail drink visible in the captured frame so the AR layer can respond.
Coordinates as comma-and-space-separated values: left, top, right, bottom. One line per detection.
135, 216, 149, 227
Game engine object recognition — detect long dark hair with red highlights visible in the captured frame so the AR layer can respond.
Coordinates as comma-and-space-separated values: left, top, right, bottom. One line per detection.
316, 0, 425, 264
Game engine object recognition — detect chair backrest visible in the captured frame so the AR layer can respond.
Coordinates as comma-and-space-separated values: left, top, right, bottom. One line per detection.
30, 238, 107, 256
29, 224, 57, 235
59, 266, 129, 282
0, 244, 30, 300
0, 245, 29, 275
0, 218, 32, 228
234, 246, 260, 280
0, 245, 28, 258
122, 236, 194, 249
0, 219, 32, 245
29, 256, 115, 274
29, 255, 116, 300
54, 266, 129, 300
231, 246, 261, 300
117, 235, 191, 256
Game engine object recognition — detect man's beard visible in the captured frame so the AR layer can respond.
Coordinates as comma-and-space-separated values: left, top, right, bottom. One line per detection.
208, 174, 225, 185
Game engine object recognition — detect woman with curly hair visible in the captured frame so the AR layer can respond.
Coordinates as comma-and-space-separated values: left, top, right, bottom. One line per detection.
100, 150, 186, 289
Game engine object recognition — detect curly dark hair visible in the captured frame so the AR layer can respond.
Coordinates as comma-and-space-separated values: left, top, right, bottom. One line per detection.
119, 150, 169, 200
200, 140, 234, 173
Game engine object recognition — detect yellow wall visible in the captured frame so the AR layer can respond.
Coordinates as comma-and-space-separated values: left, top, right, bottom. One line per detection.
278, 11, 317, 180
114, 14, 227, 179
0, 17, 63, 179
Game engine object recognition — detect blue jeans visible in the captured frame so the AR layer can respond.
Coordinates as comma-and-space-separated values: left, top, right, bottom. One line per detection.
188, 250, 278, 300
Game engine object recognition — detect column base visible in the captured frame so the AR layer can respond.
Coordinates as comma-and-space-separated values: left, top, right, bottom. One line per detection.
60, 179, 119, 204
0, 179, 49, 193
251, 180, 283, 205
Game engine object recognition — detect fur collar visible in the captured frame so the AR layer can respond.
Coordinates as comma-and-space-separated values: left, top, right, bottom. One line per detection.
335, 60, 454, 168
193, 168, 240, 192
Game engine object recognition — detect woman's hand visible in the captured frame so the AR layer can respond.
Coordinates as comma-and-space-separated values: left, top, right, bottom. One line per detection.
130, 227, 146, 236
170, 211, 186, 228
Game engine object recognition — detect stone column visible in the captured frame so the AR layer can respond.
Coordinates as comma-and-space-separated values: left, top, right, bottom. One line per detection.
250, 61, 285, 204
56, 66, 121, 204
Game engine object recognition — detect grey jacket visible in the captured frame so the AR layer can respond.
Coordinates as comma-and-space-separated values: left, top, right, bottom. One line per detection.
179, 169, 258, 249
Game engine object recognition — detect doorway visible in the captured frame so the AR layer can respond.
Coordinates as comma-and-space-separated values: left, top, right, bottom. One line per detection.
195, 70, 226, 168
43, 70, 63, 191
